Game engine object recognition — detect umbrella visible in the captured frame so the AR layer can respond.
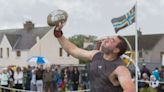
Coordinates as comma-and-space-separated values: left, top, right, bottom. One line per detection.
27, 56, 49, 64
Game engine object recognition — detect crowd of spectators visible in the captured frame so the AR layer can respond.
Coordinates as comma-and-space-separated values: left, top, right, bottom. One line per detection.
138, 64, 164, 92
0, 64, 89, 92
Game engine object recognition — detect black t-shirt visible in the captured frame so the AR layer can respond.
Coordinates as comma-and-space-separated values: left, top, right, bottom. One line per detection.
36, 69, 43, 80
90, 52, 125, 92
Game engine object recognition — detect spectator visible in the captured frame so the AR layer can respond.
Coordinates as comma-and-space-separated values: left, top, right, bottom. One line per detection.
158, 66, 164, 92
140, 63, 151, 79
7, 66, 14, 90
35, 65, 44, 92
149, 75, 159, 92
0, 69, 9, 92
54, 67, 61, 92
62, 67, 70, 80
61, 76, 69, 91
152, 68, 160, 81
159, 66, 164, 81
68, 66, 73, 91
72, 66, 80, 91
139, 73, 149, 92
60, 67, 70, 91
23, 66, 32, 90
22, 67, 27, 89
43, 64, 54, 92
30, 67, 37, 91
81, 69, 89, 89
14, 67, 23, 92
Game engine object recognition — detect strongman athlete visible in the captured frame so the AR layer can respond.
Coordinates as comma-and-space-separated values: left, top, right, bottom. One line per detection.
53, 22, 135, 92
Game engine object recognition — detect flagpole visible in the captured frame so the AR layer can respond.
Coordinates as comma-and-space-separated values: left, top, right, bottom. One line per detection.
135, 0, 138, 92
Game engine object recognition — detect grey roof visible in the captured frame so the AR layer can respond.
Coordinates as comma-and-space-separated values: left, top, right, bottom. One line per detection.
5, 34, 21, 48
124, 34, 164, 50
0, 27, 51, 50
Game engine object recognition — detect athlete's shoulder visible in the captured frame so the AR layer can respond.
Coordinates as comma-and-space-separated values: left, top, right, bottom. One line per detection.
90, 50, 102, 60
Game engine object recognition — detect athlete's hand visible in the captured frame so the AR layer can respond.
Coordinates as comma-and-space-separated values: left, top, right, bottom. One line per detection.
54, 21, 64, 31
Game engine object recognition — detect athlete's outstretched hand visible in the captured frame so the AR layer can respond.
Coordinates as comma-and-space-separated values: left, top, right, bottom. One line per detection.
54, 21, 64, 31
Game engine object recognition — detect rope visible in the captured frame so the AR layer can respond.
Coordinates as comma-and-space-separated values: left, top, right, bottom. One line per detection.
66, 89, 90, 92
0, 86, 90, 92
138, 80, 164, 84
0, 86, 37, 92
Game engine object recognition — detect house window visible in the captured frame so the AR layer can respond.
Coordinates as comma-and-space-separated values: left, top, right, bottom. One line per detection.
59, 48, 62, 57
7, 48, 9, 58
0, 48, 2, 58
16, 51, 21, 57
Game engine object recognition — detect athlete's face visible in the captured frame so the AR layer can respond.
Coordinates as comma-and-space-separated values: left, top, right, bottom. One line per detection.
100, 36, 121, 54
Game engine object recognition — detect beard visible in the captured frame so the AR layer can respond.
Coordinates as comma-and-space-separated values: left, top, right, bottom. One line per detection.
101, 46, 114, 55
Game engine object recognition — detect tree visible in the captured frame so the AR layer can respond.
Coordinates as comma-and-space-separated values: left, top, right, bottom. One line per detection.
68, 34, 97, 64
69, 35, 86, 48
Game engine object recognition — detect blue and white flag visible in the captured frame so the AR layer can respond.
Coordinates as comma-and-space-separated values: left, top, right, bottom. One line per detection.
111, 5, 135, 33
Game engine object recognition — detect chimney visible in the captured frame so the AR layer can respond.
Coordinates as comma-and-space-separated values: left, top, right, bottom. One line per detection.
24, 21, 34, 30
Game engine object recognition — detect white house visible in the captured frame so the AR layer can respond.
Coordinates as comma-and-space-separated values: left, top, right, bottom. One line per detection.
0, 21, 79, 67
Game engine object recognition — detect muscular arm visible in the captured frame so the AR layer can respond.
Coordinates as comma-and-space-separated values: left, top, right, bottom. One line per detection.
115, 66, 135, 92
57, 35, 99, 61
53, 22, 98, 61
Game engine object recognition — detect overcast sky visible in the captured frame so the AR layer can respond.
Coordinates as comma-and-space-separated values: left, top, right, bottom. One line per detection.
0, 0, 164, 38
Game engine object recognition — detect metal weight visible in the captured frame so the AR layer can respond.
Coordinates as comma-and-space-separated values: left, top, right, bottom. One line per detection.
47, 9, 68, 26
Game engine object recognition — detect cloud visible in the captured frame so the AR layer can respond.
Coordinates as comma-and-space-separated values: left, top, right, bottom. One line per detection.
161, 0, 164, 5
54, 0, 102, 22
138, 0, 163, 16
0, 0, 164, 37
0, 0, 103, 28
136, 0, 164, 34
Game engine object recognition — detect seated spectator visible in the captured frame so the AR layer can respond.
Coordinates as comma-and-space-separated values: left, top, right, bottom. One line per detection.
139, 73, 149, 92
140, 63, 151, 79
152, 68, 160, 81
158, 66, 164, 92
149, 75, 159, 92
